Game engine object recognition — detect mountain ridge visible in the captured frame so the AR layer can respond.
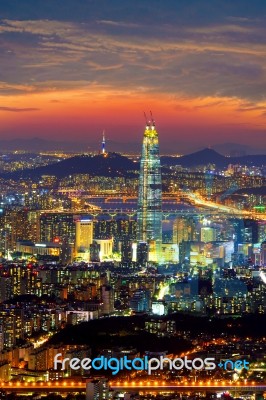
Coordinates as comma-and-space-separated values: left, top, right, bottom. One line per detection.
1, 152, 137, 180
1, 148, 266, 181
161, 148, 266, 168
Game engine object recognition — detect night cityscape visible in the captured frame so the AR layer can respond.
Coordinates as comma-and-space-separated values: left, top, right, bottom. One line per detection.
0, 1, 266, 400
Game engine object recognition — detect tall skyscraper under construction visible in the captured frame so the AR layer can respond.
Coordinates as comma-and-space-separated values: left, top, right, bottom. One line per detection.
137, 114, 162, 263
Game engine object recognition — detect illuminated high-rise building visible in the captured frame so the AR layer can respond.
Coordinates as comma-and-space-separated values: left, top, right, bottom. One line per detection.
40, 212, 76, 243
75, 219, 93, 255
201, 227, 216, 242
94, 238, 113, 261
173, 217, 195, 244
137, 114, 162, 262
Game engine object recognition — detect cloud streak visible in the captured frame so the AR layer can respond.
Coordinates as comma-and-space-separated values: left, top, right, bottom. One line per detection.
0, 15, 266, 101
0, 106, 40, 112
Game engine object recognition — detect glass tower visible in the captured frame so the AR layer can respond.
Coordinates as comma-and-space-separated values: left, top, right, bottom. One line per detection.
137, 117, 162, 262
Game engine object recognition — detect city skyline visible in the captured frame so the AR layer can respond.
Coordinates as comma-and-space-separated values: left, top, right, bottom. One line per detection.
0, 2, 266, 397
0, 1, 266, 153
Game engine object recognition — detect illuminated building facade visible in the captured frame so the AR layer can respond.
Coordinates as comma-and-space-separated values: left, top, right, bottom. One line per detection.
16, 240, 60, 258
94, 238, 113, 261
40, 212, 76, 243
137, 116, 162, 262
75, 219, 93, 253
173, 217, 195, 244
74, 219, 94, 261
201, 227, 217, 242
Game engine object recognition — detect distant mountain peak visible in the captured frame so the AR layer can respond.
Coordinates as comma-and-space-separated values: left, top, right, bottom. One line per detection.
161, 147, 266, 168
194, 148, 221, 156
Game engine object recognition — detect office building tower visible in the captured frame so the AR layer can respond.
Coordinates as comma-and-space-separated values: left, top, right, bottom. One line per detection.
230, 218, 259, 249
129, 288, 151, 312
173, 217, 195, 244
40, 212, 76, 243
136, 241, 148, 266
93, 238, 113, 261
75, 219, 93, 253
75, 219, 93, 261
86, 378, 109, 400
101, 285, 114, 315
201, 227, 216, 242
89, 241, 100, 262
161, 243, 179, 263
0, 275, 12, 303
94, 219, 137, 252
121, 238, 133, 265
2, 209, 32, 252
137, 115, 162, 262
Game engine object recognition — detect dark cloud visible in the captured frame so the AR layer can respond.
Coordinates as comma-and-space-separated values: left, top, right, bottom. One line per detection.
1, 0, 266, 25
0, 7, 265, 102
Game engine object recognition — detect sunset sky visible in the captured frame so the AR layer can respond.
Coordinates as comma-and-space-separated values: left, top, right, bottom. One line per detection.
0, 0, 266, 153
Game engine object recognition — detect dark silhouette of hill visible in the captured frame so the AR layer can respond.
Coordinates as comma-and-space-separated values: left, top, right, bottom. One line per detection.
1, 152, 138, 180
47, 315, 191, 355
212, 142, 262, 156
47, 314, 266, 356
2, 148, 266, 181
161, 148, 266, 168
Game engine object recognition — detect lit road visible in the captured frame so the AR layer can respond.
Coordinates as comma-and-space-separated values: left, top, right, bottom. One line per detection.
185, 191, 266, 220
30, 332, 54, 349
1, 381, 265, 394
110, 381, 266, 393
0, 381, 86, 393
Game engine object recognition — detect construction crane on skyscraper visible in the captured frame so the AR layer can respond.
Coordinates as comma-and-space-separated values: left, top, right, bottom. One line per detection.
144, 111, 149, 126
150, 110, 155, 126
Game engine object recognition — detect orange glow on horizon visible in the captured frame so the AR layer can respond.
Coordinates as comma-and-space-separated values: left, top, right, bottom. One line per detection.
0, 86, 265, 148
